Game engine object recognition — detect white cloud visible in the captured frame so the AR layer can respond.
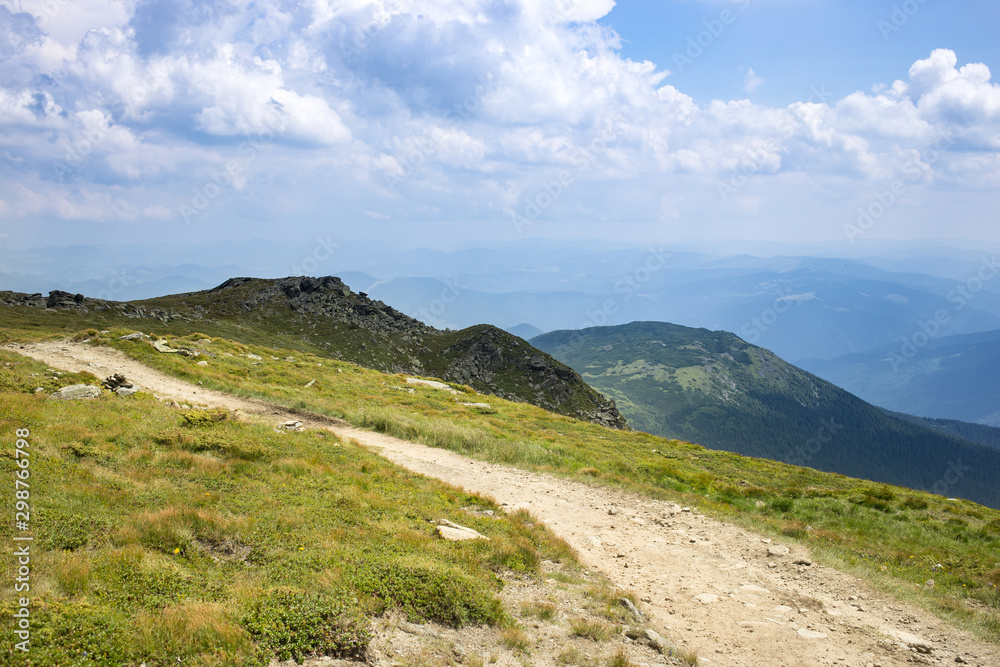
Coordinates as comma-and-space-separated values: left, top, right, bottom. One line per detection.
743, 68, 764, 93
0, 0, 995, 244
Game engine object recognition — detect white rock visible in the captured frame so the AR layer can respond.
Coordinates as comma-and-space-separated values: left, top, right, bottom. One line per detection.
50, 384, 101, 400
693, 593, 720, 604
436, 519, 489, 541
797, 628, 828, 639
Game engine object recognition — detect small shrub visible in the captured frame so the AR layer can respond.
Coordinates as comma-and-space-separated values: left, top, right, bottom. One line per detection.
770, 498, 794, 513
571, 617, 612, 642
578, 467, 601, 477
500, 627, 530, 653
521, 601, 557, 621
242, 589, 369, 661
182, 409, 231, 427
605, 648, 635, 667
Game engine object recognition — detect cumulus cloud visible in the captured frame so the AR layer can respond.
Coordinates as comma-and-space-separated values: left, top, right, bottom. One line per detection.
0, 0, 996, 241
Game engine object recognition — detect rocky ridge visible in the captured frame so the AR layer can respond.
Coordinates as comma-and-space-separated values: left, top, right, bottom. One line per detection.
0, 277, 627, 429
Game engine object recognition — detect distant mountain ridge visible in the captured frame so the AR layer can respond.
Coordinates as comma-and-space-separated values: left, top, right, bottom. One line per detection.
0, 277, 627, 429
800, 328, 1000, 426
532, 321, 1000, 509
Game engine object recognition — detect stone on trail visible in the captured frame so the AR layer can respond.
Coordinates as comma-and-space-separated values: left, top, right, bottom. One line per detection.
435, 519, 489, 541
619, 597, 642, 618
643, 628, 668, 652
797, 628, 828, 639
50, 384, 101, 400
767, 544, 790, 557
582, 536, 602, 548
693, 593, 720, 604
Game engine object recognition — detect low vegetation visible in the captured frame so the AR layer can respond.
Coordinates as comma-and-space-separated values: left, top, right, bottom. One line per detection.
0, 350, 577, 665
3, 319, 1000, 650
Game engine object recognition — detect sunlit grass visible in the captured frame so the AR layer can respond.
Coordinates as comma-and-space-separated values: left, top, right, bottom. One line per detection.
3, 322, 1000, 645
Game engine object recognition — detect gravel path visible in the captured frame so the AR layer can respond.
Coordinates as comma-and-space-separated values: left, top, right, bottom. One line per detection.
12, 340, 1000, 667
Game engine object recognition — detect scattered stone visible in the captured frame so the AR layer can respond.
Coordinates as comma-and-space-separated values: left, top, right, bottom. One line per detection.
116, 385, 140, 397
693, 593, 720, 604
405, 377, 459, 393
740, 584, 770, 595
304, 379, 316, 388
196, 360, 208, 366
794, 558, 813, 566
435, 519, 489, 541
119, 332, 145, 341
797, 628, 828, 639
619, 597, 642, 618
643, 628, 667, 652
767, 545, 790, 557
582, 536, 601, 548
279, 421, 304, 432
102, 374, 131, 391
33, 387, 44, 393
152, 340, 180, 354
50, 384, 101, 400
247, 354, 262, 360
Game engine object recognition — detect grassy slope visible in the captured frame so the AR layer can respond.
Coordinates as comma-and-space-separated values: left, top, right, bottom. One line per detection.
2, 318, 1000, 646
0, 351, 577, 666
530, 321, 1000, 509
0, 287, 622, 427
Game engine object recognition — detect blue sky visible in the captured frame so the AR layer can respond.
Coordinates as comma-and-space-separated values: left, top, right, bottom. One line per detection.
1, 0, 999, 252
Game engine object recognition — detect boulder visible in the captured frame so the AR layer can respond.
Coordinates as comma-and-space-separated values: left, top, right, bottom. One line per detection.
50, 385, 101, 400
435, 519, 489, 541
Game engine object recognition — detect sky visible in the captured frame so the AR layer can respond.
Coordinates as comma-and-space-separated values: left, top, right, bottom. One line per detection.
1, 0, 999, 252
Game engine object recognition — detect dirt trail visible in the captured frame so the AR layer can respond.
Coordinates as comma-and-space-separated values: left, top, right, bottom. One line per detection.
11, 340, 1000, 667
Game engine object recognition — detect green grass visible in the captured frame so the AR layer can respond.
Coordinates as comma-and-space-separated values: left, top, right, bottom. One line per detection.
4, 323, 1000, 646
0, 350, 576, 665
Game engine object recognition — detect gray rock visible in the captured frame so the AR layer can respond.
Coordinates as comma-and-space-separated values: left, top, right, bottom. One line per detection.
119, 332, 145, 341
767, 544, 790, 557
50, 384, 101, 400
643, 628, 668, 652
436, 519, 489, 541
619, 597, 642, 618
116, 385, 140, 397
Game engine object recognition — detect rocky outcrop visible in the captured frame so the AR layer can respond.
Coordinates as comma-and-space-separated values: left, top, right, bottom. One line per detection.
1, 277, 628, 430
434, 325, 628, 429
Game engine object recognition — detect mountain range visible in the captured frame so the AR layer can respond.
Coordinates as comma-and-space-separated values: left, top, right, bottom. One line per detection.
800, 328, 1000, 426
532, 321, 1000, 509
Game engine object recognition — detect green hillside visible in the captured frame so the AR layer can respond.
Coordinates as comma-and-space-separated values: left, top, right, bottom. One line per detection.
0, 278, 626, 429
531, 321, 1000, 509
2, 303, 999, 650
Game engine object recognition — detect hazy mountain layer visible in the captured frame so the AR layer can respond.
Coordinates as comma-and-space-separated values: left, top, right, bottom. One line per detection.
532, 321, 1000, 508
